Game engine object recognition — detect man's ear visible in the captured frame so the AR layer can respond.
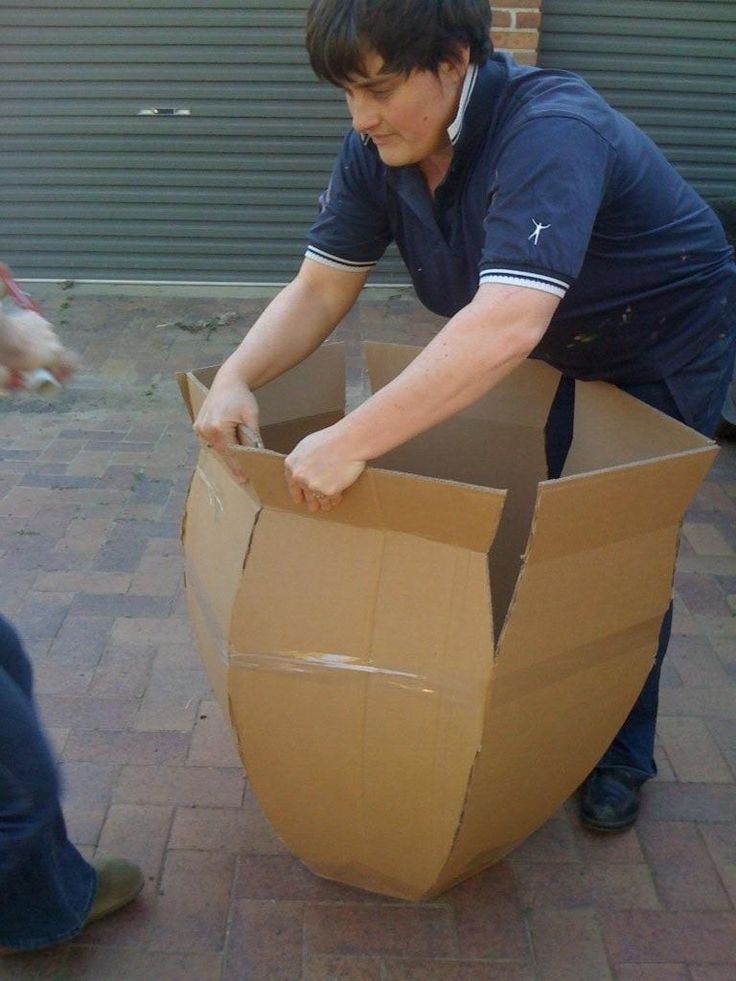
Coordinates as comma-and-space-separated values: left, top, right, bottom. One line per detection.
440, 45, 471, 78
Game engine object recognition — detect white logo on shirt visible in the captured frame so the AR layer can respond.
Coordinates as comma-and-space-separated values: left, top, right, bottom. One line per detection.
528, 219, 551, 245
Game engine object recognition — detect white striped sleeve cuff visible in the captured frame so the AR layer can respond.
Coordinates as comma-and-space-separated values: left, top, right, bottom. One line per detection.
305, 246, 377, 274
479, 268, 570, 298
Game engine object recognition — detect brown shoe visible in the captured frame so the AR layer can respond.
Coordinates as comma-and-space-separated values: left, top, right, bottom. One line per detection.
0, 857, 143, 955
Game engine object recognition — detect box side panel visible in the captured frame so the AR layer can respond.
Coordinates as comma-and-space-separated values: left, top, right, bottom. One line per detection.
226, 511, 494, 899
259, 411, 344, 454
180, 344, 345, 429
358, 538, 493, 896
435, 451, 715, 889
254, 342, 346, 425
376, 416, 547, 630
365, 345, 559, 635
182, 450, 258, 712
228, 513, 380, 873
529, 453, 718, 566
564, 379, 714, 476
363, 343, 561, 426
433, 615, 661, 894
373, 416, 545, 488
374, 419, 545, 640
369, 469, 505, 553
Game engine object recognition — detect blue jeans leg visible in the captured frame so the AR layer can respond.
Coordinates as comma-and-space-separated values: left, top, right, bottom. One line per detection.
0, 615, 96, 952
545, 326, 736, 783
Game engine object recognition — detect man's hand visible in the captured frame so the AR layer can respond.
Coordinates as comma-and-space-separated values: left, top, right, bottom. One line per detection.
0, 309, 78, 382
193, 370, 263, 483
284, 427, 366, 512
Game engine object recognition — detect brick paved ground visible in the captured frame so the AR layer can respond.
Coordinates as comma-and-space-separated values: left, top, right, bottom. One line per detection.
1, 283, 735, 981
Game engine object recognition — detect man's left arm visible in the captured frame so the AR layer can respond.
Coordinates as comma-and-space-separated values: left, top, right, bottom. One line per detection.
284, 283, 559, 509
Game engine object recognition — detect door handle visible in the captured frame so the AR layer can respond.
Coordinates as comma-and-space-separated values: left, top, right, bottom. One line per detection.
137, 108, 191, 116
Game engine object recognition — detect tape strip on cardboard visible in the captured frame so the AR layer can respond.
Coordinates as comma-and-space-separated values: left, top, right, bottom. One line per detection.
227, 613, 660, 707
229, 648, 480, 700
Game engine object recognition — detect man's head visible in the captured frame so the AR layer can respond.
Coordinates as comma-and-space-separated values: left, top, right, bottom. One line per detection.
306, 0, 493, 87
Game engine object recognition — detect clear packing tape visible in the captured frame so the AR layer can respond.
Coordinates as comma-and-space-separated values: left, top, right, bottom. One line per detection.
230, 649, 439, 695
227, 615, 663, 704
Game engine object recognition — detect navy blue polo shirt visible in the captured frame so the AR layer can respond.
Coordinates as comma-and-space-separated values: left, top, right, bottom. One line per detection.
305, 54, 736, 383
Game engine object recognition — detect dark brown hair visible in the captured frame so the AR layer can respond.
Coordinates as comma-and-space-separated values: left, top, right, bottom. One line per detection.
306, 0, 493, 85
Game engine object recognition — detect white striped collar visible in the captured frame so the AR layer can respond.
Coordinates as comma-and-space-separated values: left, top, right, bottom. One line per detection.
447, 63, 478, 146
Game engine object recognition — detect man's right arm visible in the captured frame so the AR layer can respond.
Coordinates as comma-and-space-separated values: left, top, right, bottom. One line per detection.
193, 257, 368, 476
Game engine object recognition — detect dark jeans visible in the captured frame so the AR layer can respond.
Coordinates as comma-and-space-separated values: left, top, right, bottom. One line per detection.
545, 327, 736, 783
0, 615, 96, 951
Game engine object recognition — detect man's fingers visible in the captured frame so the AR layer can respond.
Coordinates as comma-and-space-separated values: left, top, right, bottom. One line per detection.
194, 420, 234, 452
304, 490, 325, 512
302, 487, 341, 512
194, 423, 252, 485
288, 480, 305, 505
286, 473, 338, 511
319, 492, 341, 512
314, 489, 341, 511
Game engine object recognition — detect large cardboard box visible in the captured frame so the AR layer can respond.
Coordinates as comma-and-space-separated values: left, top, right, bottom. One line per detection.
178, 342, 716, 901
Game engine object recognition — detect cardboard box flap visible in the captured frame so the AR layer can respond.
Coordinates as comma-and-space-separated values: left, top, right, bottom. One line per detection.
494, 450, 717, 671
231, 446, 505, 553
564, 377, 714, 475
525, 450, 718, 564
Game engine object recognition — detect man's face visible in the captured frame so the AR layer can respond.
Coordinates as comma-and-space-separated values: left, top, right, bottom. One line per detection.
341, 50, 468, 168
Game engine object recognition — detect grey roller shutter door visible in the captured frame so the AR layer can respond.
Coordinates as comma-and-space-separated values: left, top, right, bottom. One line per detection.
538, 0, 736, 200
0, 0, 405, 283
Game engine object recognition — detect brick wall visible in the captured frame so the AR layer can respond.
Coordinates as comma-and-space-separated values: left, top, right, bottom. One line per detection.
491, 1, 542, 65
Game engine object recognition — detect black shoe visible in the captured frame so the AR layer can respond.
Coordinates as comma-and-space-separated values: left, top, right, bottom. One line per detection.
579, 768, 642, 831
